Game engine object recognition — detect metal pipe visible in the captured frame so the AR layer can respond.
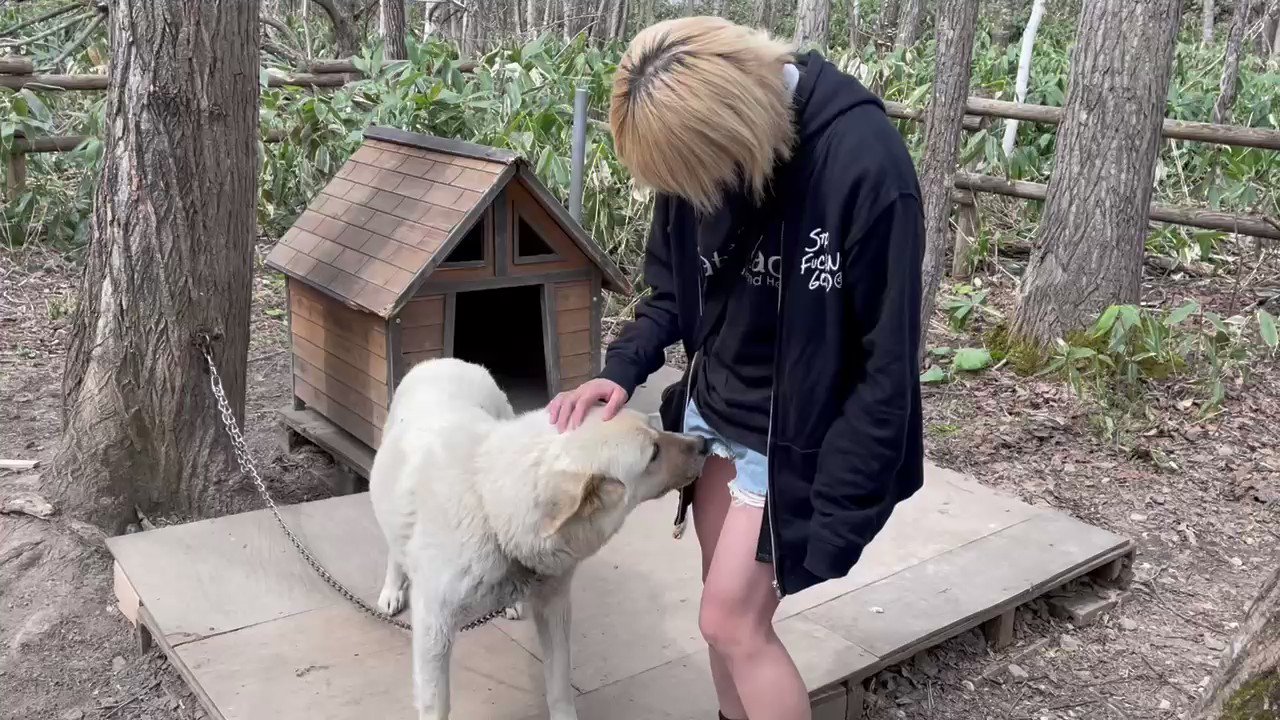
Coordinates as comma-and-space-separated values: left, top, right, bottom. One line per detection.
568, 86, 588, 222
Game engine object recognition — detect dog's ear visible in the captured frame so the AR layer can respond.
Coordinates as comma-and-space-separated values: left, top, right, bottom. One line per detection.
541, 472, 626, 537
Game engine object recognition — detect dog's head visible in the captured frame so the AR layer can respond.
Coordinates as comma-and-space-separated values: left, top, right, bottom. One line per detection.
539, 408, 711, 539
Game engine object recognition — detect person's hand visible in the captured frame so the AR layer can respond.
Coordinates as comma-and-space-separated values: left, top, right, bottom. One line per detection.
547, 378, 628, 433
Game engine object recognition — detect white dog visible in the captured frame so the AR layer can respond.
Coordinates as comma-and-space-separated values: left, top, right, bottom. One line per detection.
369, 358, 710, 720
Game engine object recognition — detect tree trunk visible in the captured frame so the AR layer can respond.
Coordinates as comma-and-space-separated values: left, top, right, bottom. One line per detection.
1009, 0, 1182, 346
848, 0, 861, 48
52, 0, 258, 532
311, 0, 360, 55
793, 0, 830, 47
381, 0, 407, 58
878, 0, 900, 40
894, 0, 923, 49
752, 0, 774, 30
1002, 0, 1047, 156
1213, 0, 1251, 124
916, 0, 981, 352
1190, 564, 1280, 719
609, 0, 628, 39
527, 0, 538, 38
1204, 0, 1216, 43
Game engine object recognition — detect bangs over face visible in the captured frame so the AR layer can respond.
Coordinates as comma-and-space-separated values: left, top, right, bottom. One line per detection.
609, 17, 795, 214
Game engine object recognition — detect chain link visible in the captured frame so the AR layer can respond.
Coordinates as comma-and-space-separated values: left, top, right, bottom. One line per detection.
195, 334, 502, 634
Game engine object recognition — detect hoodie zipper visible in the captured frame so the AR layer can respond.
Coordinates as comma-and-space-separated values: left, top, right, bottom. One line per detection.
765, 221, 785, 599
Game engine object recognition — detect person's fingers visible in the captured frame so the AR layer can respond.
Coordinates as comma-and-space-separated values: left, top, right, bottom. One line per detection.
547, 394, 564, 424
601, 387, 626, 420
556, 395, 578, 433
568, 392, 595, 431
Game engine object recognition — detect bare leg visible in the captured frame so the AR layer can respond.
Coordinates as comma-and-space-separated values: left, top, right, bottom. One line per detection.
531, 574, 578, 720
410, 580, 453, 720
692, 456, 747, 720
700, 501, 811, 720
378, 553, 409, 615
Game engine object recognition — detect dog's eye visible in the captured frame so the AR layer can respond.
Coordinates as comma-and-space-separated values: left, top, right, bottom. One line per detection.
649, 443, 661, 463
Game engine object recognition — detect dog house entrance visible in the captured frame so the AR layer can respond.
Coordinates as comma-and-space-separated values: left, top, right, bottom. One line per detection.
453, 284, 549, 411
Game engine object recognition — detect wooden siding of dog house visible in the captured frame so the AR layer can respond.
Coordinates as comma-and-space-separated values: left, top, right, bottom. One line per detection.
549, 279, 599, 392
287, 282, 389, 448
398, 293, 447, 373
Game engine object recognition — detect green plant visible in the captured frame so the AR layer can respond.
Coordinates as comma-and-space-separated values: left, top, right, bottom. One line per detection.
941, 283, 1003, 331
1039, 301, 1278, 412
920, 346, 993, 384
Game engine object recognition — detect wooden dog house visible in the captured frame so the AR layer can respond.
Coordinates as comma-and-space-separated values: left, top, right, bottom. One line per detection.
265, 126, 629, 466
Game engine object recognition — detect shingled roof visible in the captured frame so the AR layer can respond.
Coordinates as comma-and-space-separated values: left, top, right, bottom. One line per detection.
265, 126, 629, 318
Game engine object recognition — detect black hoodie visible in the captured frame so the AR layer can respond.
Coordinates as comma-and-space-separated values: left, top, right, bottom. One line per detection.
600, 51, 925, 597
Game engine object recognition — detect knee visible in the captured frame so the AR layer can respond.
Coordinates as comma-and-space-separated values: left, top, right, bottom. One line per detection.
698, 595, 767, 656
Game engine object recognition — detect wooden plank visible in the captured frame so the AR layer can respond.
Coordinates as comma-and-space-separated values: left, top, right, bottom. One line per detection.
542, 284, 560, 397
554, 280, 591, 311
289, 283, 386, 355
294, 377, 381, 449
590, 274, 603, 376
560, 353, 592, 379
387, 320, 405, 400
0, 458, 38, 471
557, 307, 590, 333
417, 268, 591, 295
291, 349, 387, 410
292, 317, 387, 383
293, 358, 388, 428
801, 512, 1134, 676
291, 334, 387, 396
402, 324, 444, 353
138, 605, 228, 720
443, 293, 457, 356
171, 605, 546, 720
560, 374, 590, 391
399, 295, 444, 327
278, 408, 375, 478
558, 329, 591, 357
493, 191, 510, 277
403, 349, 444, 367
113, 560, 141, 625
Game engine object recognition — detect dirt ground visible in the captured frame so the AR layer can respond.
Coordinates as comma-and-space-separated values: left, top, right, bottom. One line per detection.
1, 234, 1277, 720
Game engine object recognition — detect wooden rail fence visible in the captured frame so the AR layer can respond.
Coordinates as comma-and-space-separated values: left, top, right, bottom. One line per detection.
2, 55, 1277, 240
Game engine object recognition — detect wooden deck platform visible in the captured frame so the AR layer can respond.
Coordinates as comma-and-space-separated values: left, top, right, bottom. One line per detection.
108, 367, 1134, 720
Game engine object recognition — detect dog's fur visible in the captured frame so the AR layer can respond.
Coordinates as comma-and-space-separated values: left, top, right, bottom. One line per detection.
369, 358, 710, 720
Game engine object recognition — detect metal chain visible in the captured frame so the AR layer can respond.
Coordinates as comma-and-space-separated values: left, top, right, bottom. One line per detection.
194, 334, 502, 633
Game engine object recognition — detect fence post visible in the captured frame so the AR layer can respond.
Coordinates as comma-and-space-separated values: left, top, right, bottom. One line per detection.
568, 86, 588, 223
5, 130, 27, 201
951, 191, 978, 279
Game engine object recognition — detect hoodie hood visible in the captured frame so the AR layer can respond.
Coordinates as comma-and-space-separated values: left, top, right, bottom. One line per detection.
792, 50, 885, 145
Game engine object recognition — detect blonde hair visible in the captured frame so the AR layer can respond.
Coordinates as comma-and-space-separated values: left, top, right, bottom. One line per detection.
610, 17, 796, 214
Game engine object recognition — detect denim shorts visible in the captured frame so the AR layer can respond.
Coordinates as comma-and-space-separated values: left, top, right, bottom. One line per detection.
682, 400, 768, 508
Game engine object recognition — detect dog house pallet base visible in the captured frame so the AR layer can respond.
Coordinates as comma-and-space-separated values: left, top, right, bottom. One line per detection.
265, 127, 629, 477
106, 365, 1134, 720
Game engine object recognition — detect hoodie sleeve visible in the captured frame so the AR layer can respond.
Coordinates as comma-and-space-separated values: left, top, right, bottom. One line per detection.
599, 195, 681, 398
804, 193, 925, 580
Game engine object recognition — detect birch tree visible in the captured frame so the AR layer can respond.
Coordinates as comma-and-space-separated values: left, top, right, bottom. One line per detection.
1002, 0, 1047, 157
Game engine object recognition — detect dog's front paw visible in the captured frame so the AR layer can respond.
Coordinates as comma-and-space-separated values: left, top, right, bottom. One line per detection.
378, 585, 408, 616
503, 602, 526, 621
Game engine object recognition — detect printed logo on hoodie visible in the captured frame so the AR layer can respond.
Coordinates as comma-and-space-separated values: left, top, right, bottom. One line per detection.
800, 227, 842, 292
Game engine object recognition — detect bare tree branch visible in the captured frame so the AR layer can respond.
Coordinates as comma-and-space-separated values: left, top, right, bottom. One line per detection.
0, 1, 83, 38
0, 9, 95, 49
47, 10, 102, 68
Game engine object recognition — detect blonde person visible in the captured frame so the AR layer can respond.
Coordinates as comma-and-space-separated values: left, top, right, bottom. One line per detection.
548, 17, 925, 720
